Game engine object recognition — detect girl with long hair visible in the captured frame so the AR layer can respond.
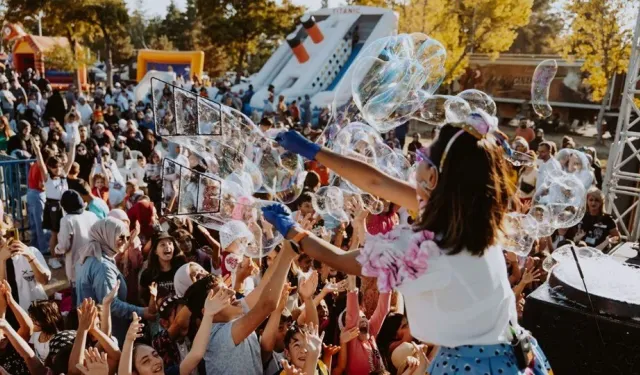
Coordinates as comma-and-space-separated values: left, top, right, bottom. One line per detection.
139, 231, 186, 304
264, 111, 552, 375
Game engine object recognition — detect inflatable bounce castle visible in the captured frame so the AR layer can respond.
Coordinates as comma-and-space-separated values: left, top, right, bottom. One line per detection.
233, 6, 398, 118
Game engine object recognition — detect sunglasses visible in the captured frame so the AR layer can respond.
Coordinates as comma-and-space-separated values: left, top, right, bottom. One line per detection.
119, 235, 130, 242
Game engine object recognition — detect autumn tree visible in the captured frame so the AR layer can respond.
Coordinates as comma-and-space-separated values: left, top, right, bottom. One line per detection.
197, 0, 304, 82
560, 0, 633, 142
77, 0, 130, 88
149, 35, 175, 51
509, 0, 564, 54
401, 0, 533, 84
5, 0, 98, 89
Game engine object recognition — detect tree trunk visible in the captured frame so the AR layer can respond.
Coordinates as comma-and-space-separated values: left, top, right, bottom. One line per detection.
105, 34, 114, 88
235, 49, 246, 85
595, 78, 613, 143
66, 31, 81, 94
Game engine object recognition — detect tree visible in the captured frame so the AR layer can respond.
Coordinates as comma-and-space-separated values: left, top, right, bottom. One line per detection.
508, 0, 564, 54
400, 0, 533, 85
44, 44, 96, 72
197, 0, 304, 81
5, 0, 98, 90
559, 0, 633, 142
161, 0, 189, 50
149, 35, 175, 51
77, 0, 130, 88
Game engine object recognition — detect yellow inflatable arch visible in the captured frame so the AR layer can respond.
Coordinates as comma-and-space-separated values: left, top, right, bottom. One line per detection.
136, 49, 204, 82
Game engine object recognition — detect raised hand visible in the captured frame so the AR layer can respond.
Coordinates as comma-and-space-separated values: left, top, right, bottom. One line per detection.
521, 267, 541, 285
322, 343, 341, 357
125, 312, 144, 342
280, 359, 305, 375
340, 327, 359, 344
76, 347, 109, 375
102, 279, 120, 306
298, 213, 317, 231
0, 280, 12, 299
204, 288, 233, 318
298, 271, 319, 300
304, 323, 325, 358
77, 298, 98, 332
149, 282, 158, 299
278, 283, 295, 311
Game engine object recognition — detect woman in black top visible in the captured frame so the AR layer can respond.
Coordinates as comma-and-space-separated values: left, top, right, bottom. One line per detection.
139, 231, 186, 304
575, 187, 620, 250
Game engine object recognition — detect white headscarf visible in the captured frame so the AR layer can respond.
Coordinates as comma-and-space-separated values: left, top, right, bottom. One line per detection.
79, 218, 129, 264
174, 262, 196, 298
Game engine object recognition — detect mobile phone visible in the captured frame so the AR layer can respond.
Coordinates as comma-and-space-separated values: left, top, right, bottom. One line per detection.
6, 228, 19, 242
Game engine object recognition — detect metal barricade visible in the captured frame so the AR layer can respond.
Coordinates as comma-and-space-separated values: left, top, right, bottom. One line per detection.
0, 155, 34, 241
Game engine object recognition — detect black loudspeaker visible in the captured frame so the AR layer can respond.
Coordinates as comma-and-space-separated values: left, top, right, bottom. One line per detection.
523, 283, 640, 375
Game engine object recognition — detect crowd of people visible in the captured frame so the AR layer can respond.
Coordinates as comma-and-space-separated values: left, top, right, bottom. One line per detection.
0, 64, 618, 375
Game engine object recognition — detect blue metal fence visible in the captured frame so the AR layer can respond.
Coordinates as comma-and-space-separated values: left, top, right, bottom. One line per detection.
0, 155, 34, 241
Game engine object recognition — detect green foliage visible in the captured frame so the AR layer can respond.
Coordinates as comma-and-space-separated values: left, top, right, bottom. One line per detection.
149, 35, 175, 51
560, 0, 632, 102
197, 0, 304, 74
44, 44, 96, 71
508, 0, 564, 54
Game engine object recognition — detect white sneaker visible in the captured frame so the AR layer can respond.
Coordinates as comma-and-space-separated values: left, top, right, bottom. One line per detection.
48, 258, 63, 269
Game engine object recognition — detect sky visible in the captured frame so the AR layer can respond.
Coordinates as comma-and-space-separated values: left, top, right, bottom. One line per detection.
126, 0, 344, 16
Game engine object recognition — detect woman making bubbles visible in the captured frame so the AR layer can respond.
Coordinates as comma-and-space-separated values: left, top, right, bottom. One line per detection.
263, 111, 552, 375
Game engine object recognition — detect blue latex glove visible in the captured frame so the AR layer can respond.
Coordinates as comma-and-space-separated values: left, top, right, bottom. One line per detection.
275, 130, 321, 160
262, 204, 298, 237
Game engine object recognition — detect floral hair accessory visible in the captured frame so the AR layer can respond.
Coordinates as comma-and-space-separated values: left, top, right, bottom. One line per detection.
356, 226, 439, 292
439, 109, 499, 173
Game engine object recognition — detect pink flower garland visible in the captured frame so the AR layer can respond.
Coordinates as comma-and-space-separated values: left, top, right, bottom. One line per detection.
356, 227, 438, 292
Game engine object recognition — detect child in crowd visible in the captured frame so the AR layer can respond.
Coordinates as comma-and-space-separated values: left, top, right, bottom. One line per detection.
91, 172, 110, 203
219, 220, 255, 279
183, 239, 297, 374
28, 300, 64, 362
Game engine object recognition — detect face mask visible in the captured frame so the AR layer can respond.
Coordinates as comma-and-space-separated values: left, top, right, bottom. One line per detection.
114, 89, 121, 94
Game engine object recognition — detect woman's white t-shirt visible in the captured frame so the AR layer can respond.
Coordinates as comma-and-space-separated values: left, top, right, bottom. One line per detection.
29, 331, 51, 362
397, 245, 517, 348
11, 247, 50, 310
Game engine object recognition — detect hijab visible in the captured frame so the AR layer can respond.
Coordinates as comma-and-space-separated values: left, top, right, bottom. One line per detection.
78, 217, 129, 264
174, 262, 195, 297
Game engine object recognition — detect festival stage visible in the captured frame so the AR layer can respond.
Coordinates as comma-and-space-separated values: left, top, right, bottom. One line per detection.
523, 242, 640, 374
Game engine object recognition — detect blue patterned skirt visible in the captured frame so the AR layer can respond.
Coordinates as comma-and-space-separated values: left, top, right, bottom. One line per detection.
427, 338, 552, 375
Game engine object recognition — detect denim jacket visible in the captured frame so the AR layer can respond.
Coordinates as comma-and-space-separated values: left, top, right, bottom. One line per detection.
76, 255, 144, 346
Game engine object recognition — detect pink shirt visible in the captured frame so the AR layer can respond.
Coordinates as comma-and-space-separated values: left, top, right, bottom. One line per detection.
345, 291, 390, 374
366, 207, 399, 235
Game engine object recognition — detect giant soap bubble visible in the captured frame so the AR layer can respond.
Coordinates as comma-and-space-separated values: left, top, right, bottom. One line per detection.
501, 212, 539, 257
150, 78, 306, 204
351, 34, 446, 132
531, 59, 558, 118
555, 149, 593, 188
532, 170, 586, 229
